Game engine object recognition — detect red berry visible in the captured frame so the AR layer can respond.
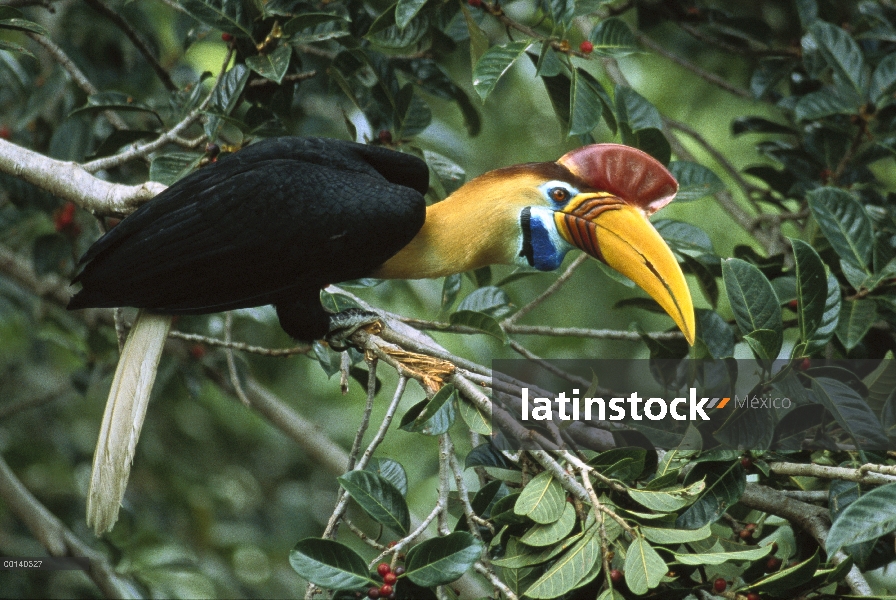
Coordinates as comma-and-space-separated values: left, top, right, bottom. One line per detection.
53, 201, 77, 233
747, 593, 761, 600
221, 33, 234, 42
741, 456, 753, 470
393, 566, 405, 576
387, 541, 398, 549
377, 563, 391, 577
383, 572, 397, 585
0, 125, 10, 139
739, 529, 753, 540
766, 557, 782, 571
379, 584, 393, 596
610, 569, 623, 583
467, 0, 482, 7
190, 344, 206, 359
799, 357, 811, 371
579, 40, 594, 54
713, 578, 726, 592
787, 299, 798, 310
367, 587, 380, 599
377, 130, 393, 144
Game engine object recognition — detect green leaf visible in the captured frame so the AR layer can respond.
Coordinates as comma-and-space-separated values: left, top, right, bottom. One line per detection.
514, 470, 566, 524
863, 354, 896, 408
457, 286, 511, 317
399, 384, 457, 436
364, 458, 408, 496
628, 480, 705, 512
569, 69, 603, 136
870, 52, 896, 104
676, 461, 745, 529
440, 273, 462, 311
667, 161, 725, 201
245, 44, 291, 84
520, 502, 576, 547
465, 443, 517, 470
472, 41, 530, 101
289, 538, 372, 590
0, 15, 49, 37
179, 0, 253, 37
395, 0, 427, 29
791, 239, 827, 347
211, 64, 250, 116
808, 188, 873, 272
732, 116, 796, 135
524, 526, 600, 598
448, 310, 507, 343
835, 299, 876, 352
744, 550, 820, 595
674, 543, 773, 565
810, 377, 888, 451
722, 258, 783, 358
492, 532, 584, 568
0, 39, 34, 58
70, 92, 162, 123
695, 309, 735, 359
641, 523, 711, 544
623, 535, 666, 595
424, 149, 465, 196
337, 470, 410, 535
282, 13, 348, 36
149, 152, 202, 185
457, 396, 491, 436
631, 127, 671, 165
615, 86, 662, 131
405, 532, 483, 587
827, 483, 896, 555
808, 21, 866, 93
795, 86, 862, 120
589, 447, 647, 481
588, 18, 639, 57
460, 3, 488, 71
807, 272, 841, 353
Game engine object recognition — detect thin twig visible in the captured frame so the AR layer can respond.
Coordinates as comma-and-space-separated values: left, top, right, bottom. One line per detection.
503, 254, 588, 326
225, 312, 251, 406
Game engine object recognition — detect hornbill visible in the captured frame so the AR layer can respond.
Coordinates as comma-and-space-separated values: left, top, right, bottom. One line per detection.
69, 137, 695, 534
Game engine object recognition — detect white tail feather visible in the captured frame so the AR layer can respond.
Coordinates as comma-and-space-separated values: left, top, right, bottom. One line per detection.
86, 310, 172, 535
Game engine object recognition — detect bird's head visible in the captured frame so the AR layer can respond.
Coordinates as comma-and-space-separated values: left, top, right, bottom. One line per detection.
375, 143, 695, 344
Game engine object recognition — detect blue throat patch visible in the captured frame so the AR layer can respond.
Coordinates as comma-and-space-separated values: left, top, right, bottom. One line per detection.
529, 212, 567, 271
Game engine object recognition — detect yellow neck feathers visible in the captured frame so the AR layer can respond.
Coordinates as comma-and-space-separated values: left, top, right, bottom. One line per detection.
371, 168, 547, 280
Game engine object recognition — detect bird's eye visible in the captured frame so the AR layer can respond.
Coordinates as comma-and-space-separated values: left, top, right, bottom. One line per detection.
549, 187, 570, 204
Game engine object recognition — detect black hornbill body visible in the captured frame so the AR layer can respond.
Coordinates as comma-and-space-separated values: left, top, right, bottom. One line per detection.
70, 137, 695, 534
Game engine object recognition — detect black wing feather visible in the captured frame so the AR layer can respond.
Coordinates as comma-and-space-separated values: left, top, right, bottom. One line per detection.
69, 137, 427, 319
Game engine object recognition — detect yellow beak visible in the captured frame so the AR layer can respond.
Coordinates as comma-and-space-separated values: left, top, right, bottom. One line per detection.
555, 196, 696, 345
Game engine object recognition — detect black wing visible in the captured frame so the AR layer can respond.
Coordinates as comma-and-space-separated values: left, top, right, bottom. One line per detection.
69, 137, 427, 322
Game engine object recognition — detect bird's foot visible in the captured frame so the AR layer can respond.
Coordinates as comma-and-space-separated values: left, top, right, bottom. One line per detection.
325, 308, 383, 351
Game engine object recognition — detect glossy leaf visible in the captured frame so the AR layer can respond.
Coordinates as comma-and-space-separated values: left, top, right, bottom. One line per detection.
457, 396, 491, 435
615, 85, 662, 131
808, 21, 866, 93
395, 0, 427, 29
863, 353, 896, 408
211, 64, 250, 116
641, 523, 711, 544
623, 535, 666, 595
806, 272, 841, 354
836, 299, 877, 351
826, 483, 896, 555
472, 41, 530, 101
465, 443, 517, 470
180, 0, 253, 37
628, 480, 704, 512
524, 526, 600, 598
514, 470, 566, 524
70, 92, 161, 122
245, 44, 291, 84
289, 538, 372, 590
149, 152, 202, 185
744, 550, 820, 595
674, 543, 773, 565
405, 532, 482, 587
810, 377, 887, 451
0, 15, 48, 37
399, 384, 457, 435
457, 286, 511, 317
520, 501, 576, 546
794, 86, 862, 120
870, 52, 896, 103
676, 461, 745, 529
667, 161, 725, 201
337, 470, 410, 535
448, 310, 507, 343
440, 273, 462, 311
460, 3, 488, 71
588, 18, 639, 56
722, 258, 783, 359
695, 309, 735, 359
790, 239, 827, 345
732, 116, 796, 135
807, 187, 872, 271
282, 13, 348, 35
569, 69, 603, 136
364, 458, 408, 496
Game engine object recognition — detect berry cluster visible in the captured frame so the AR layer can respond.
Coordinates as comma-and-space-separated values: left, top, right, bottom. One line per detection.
368, 563, 404, 598
53, 201, 81, 236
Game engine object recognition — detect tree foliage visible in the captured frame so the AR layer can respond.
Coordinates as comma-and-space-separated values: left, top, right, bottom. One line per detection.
0, 0, 895, 598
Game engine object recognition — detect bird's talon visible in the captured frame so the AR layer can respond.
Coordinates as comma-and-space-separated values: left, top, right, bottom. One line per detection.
325, 308, 383, 351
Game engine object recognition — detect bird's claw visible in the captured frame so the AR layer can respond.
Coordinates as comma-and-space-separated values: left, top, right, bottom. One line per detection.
325, 308, 383, 351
